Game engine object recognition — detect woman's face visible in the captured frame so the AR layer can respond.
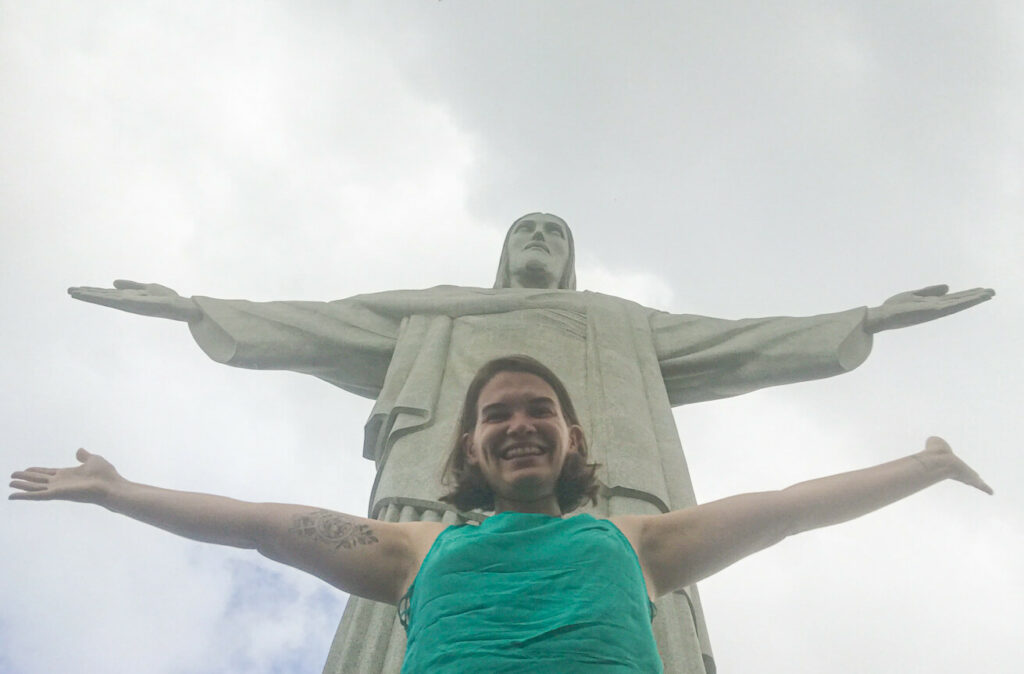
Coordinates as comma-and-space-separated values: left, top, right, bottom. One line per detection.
463, 370, 582, 507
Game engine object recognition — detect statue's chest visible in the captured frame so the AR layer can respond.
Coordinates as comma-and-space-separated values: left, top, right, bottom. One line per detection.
443, 307, 591, 431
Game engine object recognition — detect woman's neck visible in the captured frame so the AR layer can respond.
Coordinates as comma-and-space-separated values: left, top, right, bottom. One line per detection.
493, 494, 563, 517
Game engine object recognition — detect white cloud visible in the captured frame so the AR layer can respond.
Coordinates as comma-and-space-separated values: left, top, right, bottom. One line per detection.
1, 3, 479, 673
577, 256, 676, 308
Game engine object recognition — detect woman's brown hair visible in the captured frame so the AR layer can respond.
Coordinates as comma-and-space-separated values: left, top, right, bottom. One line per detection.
440, 355, 600, 512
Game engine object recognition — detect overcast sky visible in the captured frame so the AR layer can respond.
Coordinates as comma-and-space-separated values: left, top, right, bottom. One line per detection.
2, 2, 1021, 673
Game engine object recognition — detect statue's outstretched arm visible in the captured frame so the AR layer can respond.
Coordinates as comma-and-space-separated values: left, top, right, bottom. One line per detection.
652, 306, 874, 405
653, 284, 993, 406
627, 437, 991, 598
68, 282, 402, 396
865, 284, 994, 333
68, 280, 201, 322
9, 449, 438, 605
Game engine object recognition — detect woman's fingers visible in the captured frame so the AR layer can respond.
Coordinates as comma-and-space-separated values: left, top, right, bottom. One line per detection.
9, 476, 57, 499
9, 487, 53, 500
10, 470, 51, 484
10, 467, 57, 495
923, 437, 994, 495
956, 464, 994, 495
10, 479, 49, 492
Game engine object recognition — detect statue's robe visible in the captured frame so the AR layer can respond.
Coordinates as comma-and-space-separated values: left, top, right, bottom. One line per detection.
189, 286, 872, 674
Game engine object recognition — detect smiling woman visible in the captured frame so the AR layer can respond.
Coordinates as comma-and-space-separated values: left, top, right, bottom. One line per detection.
440, 354, 600, 513
8, 355, 992, 673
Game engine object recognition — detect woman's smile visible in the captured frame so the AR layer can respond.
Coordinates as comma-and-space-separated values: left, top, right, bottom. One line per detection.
500, 444, 546, 460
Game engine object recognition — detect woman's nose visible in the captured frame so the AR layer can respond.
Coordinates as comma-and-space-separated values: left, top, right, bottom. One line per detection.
506, 412, 535, 435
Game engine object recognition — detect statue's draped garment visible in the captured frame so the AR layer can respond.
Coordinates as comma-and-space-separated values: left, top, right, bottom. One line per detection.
188, 286, 872, 674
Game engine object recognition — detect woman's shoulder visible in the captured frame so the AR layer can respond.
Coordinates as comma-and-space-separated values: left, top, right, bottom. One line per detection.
389, 520, 450, 560
605, 514, 647, 548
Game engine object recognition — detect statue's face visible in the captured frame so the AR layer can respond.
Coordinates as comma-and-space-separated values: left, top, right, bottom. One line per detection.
506, 213, 570, 289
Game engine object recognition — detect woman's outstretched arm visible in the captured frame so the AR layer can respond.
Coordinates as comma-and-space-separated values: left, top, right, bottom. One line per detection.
9, 449, 435, 604
632, 437, 992, 598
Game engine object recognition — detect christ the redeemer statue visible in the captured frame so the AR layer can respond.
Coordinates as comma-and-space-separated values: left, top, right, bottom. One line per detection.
69, 213, 992, 674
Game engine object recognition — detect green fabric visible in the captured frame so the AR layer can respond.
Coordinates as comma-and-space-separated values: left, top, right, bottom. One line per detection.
400, 512, 663, 673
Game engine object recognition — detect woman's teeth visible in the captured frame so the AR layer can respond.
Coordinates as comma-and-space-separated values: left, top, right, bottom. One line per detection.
503, 445, 544, 459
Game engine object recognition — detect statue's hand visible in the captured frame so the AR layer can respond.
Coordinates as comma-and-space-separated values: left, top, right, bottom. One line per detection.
914, 436, 993, 495
9, 448, 125, 505
68, 279, 201, 322
864, 284, 994, 333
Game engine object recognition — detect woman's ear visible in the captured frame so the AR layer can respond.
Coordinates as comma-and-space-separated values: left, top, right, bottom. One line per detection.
568, 425, 584, 454
462, 433, 479, 465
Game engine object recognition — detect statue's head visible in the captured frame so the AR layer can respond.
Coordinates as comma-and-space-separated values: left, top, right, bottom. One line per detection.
493, 213, 577, 290
440, 355, 599, 513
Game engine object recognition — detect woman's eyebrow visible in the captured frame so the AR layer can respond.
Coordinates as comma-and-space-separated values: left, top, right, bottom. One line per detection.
480, 402, 508, 415
481, 396, 556, 415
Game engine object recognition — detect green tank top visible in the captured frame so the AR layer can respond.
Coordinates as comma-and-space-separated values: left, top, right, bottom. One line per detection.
400, 512, 663, 673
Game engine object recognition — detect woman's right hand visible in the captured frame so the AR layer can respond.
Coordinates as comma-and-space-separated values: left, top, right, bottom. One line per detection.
9, 448, 124, 505
915, 436, 994, 495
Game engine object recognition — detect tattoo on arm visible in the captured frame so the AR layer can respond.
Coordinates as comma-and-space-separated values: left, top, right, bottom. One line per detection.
290, 510, 380, 550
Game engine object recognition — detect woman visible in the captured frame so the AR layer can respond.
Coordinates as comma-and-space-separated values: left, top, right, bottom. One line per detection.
9, 355, 991, 672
